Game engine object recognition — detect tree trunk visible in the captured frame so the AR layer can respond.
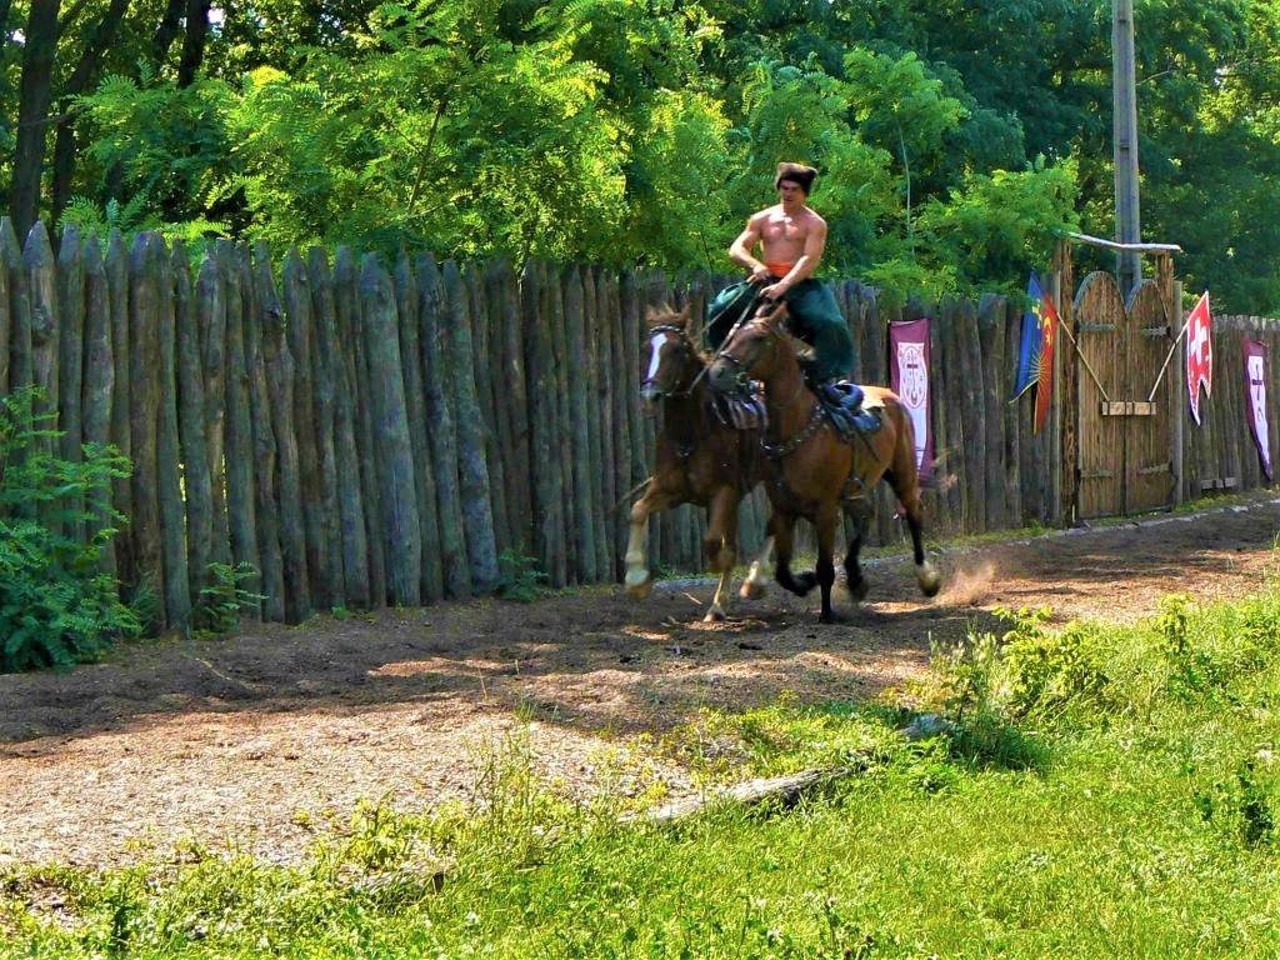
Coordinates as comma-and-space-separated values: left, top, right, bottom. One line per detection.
49, 0, 130, 228
177, 0, 211, 86
11, 0, 62, 239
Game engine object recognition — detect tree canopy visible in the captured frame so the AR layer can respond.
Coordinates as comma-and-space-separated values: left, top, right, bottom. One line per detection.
2, 0, 1278, 310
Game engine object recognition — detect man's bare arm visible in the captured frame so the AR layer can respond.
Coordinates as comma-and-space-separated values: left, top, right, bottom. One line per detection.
728, 214, 771, 282
764, 218, 827, 299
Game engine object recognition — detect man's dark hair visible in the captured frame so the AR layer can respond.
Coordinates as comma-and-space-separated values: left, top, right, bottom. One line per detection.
775, 162, 818, 195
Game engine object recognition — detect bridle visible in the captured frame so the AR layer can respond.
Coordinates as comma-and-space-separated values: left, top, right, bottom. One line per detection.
643, 323, 706, 399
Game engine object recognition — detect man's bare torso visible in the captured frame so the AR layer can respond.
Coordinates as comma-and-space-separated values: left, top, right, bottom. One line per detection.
755, 203, 824, 267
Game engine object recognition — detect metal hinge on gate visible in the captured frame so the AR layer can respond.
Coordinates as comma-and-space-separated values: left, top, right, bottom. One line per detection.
1100, 401, 1156, 416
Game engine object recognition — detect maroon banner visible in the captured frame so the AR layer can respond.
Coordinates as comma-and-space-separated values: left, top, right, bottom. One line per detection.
889, 318, 934, 479
1244, 337, 1273, 480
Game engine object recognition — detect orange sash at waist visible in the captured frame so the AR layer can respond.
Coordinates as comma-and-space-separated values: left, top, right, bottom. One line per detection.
765, 261, 796, 278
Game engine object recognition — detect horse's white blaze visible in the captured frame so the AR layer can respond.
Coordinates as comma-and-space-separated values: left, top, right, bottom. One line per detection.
645, 332, 669, 382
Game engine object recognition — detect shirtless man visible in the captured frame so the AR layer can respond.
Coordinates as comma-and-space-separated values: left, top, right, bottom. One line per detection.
709, 162, 855, 390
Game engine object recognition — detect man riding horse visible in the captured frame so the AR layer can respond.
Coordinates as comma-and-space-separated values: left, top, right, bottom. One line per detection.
706, 161, 878, 435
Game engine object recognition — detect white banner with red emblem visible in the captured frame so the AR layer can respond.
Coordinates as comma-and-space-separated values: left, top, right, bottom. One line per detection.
1244, 338, 1273, 480
1186, 291, 1213, 425
889, 318, 933, 479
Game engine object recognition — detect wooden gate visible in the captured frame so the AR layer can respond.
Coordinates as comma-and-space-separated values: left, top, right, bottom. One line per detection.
1071, 262, 1179, 519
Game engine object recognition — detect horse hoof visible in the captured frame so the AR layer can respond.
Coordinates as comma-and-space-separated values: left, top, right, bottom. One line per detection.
819, 609, 844, 624
625, 570, 653, 599
703, 607, 726, 623
918, 563, 942, 598
847, 579, 869, 603
739, 579, 767, 600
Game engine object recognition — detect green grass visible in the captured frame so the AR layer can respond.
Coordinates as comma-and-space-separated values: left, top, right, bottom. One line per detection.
6, 587, 1280, 958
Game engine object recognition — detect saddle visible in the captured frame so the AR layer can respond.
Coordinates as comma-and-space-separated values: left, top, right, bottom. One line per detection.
816, 381, 882, 439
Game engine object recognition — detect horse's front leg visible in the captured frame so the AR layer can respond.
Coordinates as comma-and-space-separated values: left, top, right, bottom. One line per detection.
625, 481, 673, 599
815, 500, 840, 623
703, 487, 739, 622
771, 511, 815, 597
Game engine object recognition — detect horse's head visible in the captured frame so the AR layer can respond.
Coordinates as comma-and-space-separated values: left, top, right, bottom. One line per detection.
708, 297, 790, 393
640, 304, 702, 409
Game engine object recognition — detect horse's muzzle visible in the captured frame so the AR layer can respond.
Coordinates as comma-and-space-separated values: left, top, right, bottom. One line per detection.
707, 358, 739, 394
640, 382, 663, 410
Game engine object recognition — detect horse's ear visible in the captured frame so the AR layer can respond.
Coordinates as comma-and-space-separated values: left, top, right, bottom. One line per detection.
677, 303, 691, 329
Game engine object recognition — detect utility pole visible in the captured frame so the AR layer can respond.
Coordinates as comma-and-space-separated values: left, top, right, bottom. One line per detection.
1113, 0, 1142, 296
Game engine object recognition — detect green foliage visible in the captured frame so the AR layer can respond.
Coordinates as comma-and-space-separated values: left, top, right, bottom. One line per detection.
495, 549, 550, 602
191, 562, 265, 638
0, 389, 140, 672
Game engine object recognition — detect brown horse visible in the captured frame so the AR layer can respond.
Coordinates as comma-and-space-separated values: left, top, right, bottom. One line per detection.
706, 299, 941, 622
625, 303, 773, 621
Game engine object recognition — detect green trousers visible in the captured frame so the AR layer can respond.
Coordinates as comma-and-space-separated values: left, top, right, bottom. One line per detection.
705, 278, 853, 382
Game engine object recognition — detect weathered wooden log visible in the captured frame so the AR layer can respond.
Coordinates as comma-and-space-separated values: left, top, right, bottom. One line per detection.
358, 254, 422, 606
128, 233, 164, 627
466, 265, 510, 557
104, 230, 132, 579
418, 254, 470, 598
175, 243, 213, 615
56, 223, 84, 483
607, 272, 631, 573
242, 246, 285, 622
332, 248, 376, 609
25, 223, 59, 471
937, 305, 968, 530
584, 268, 611, 579
0, 225, 9, 397
196, 253, 231, 567
258, 243, 311, 622
548, 267, 579, 579
80, 237, 115, 573
217, 242, 260, 615
157, 238, 191, 630
1000, 297, 1023, 526
283, 248, 329, 609
443, 260, 499, 593
392, 252, 442, 603
595, 270, 619, 579
1, 219, 32, 397
978, 294, 1007, 531
521, 260, 565, 586
563, 266, 597, 583
957, 298, 987, 533
309, 247, 365, 609
488, 260, 530, 555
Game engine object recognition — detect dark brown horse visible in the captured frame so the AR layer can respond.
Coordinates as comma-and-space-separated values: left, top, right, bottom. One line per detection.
625, 304, 773, 621
706, 299, 941, 622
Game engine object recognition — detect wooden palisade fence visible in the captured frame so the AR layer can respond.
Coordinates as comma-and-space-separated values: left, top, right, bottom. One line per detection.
1, 220, 1275, 628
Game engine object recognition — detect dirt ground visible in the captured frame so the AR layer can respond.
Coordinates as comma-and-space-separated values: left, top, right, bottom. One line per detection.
3, 494, 1280, 868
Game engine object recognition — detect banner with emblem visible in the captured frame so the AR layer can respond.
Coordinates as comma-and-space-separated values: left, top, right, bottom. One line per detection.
1244, 338, 1273, 480
889, 318, 934, 479
1185, 291, 1213, 425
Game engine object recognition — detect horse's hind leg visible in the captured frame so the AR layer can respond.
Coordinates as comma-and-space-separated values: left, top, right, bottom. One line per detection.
892, 476, 942, 598
904, 503, 942, 597
843, 497, 872, 602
